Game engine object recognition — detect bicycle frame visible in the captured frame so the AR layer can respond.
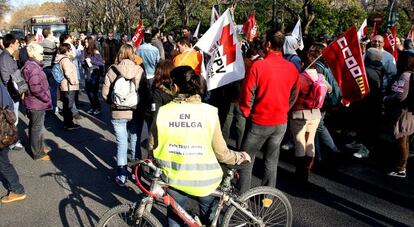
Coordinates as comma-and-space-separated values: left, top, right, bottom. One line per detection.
133, 160, 263, 227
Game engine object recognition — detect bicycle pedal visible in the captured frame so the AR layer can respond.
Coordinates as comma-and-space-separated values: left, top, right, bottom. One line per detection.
262, 198, 273, 208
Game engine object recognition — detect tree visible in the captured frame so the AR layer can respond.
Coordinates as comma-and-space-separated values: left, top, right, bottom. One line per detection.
0, 0, 10, 20
8, 2, 65, 29
140, 0, 174, 27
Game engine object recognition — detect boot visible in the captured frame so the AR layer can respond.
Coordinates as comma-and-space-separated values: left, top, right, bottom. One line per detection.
295, 156, 307, 182
303, 156, 314, 182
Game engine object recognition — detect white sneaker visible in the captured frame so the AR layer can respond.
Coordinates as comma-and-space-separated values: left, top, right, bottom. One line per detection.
353, 145, 370, 158
387, 170, 406, 178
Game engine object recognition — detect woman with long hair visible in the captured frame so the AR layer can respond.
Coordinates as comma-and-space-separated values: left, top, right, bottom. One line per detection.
84, 36, 104, 115
151, 59, 175, 115
102, 44, 145, 186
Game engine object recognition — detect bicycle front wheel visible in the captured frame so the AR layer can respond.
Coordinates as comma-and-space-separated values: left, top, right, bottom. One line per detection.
97, 203, 162, 227
222, 186, 293, 227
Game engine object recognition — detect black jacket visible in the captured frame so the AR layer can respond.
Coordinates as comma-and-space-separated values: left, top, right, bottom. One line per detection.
152, 85, 174, 117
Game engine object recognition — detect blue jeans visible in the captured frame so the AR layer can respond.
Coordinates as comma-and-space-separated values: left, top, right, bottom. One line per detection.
0, 148, 25, 194
315, 111, 339, 162
167, 188, 217, 227
112, 118, 138, 167
239, 123, 287, 193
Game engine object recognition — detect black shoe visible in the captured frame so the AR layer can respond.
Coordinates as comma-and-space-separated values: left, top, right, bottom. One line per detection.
64, 124, 80, 130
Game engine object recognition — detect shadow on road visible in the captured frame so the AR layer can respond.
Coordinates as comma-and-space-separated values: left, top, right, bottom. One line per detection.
251, 154, 411, 227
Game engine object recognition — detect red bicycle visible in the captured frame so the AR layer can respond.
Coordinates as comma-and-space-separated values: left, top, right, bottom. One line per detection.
97, 159, 292, 227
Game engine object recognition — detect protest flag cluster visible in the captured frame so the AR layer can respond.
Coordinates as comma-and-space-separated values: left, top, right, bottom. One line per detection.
195, 9, 245, 91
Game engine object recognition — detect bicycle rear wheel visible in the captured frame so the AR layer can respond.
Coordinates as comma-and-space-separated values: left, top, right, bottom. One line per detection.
222, 186, 292, 227
97, 203, 162, 227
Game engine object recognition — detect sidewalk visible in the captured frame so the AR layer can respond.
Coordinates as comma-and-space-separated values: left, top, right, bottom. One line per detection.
0, 95, 142, 226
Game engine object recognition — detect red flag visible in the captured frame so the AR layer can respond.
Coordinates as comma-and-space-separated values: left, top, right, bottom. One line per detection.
242, 14, 258, 42
407, 25, 414, 40
322, 26, 370, 104
132, 20, 144, 49
383, 26, 398, 60
370, 22, 377, 41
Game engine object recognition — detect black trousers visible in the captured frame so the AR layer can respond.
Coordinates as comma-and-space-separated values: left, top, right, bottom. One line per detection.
61, 91, 76, 127
28, 110, 47, 159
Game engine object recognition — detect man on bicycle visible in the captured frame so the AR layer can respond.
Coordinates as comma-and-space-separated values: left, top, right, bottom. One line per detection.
148, 66, 250, 226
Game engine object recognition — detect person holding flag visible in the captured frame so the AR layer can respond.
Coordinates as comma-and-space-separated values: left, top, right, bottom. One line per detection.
283, 35, 302, 72
371, 35, 397, 93
173, 38, 202, 75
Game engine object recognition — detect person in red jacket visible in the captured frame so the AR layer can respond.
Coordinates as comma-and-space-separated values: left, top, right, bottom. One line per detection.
238, 30, 300, 193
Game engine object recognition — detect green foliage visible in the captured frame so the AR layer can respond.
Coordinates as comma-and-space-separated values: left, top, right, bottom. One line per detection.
308, 0, 366, 39
397, 10, 411, 38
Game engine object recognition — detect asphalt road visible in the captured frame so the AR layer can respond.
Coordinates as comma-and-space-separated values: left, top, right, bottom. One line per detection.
0, 93, 413, 227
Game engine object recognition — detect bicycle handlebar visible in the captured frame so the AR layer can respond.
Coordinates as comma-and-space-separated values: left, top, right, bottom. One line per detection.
129, 159, 159, 172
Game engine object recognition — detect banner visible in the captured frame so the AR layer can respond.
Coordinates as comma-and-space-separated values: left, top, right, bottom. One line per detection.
195, 9, 245, 91
322, 25, 370, 103
131, 20, 144, 49
242, 13, 258, 42
370, 22, 377, 41
384, 26, 398, 60
210, 6, 220, 26
292, 19, 304, 50
357, 19, 367, 40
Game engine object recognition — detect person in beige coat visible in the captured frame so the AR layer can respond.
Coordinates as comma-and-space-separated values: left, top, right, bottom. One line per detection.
55, 43, 80, 130
102, 44, 145, 186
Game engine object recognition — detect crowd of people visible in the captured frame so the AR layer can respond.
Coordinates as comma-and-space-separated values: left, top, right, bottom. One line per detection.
0, 24, 412, 226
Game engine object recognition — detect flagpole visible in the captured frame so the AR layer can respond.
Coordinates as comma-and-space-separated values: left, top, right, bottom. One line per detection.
304, 54, 323, 71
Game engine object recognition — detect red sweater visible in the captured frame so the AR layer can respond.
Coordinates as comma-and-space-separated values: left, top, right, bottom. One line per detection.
239, 50, 299, 126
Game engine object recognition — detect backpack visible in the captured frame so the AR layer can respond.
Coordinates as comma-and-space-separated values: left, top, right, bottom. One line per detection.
315, 61, 341, 108
301, 71, 328, 109
110, 66, 139, 110
10, 69, 28, 95
0, 108, 18, 149
52, 57, 67, 83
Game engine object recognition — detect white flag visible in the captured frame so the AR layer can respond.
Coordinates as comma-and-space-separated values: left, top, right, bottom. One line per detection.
210, 6, 220, 27
357, 19, 368, 40
193, 21, 201, 38
291, 19, 304, 50
196, 9, 245, 91
36, 28, 44, 44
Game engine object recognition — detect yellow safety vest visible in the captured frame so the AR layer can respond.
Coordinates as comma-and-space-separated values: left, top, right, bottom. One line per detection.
153, 101, 223, 197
